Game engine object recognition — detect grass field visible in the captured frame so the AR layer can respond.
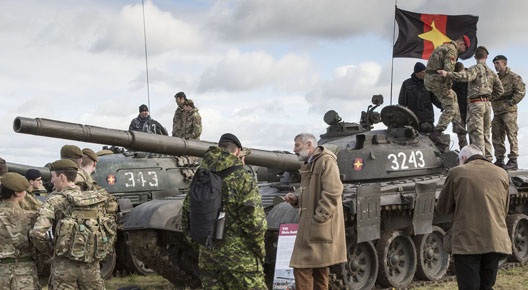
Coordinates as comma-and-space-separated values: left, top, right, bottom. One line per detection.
39, 265, 528, 289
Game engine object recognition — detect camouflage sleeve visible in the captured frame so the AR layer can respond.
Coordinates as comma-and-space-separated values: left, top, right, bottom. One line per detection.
443, 48, 457, 72
232, 174, 267, 259
30, 194, 68, 256
512, 74, 526, 104
491, 73, 505, 101
447, 65, 478, 83
314, 156, 344, 223
192, 112, 202, 139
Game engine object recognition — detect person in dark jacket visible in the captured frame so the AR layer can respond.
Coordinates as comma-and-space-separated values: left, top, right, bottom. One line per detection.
452, 62, 469, 149
399, 62, 443, 133
129, 104, 168, 135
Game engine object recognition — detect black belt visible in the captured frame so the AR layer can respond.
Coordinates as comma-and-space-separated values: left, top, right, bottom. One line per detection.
469, 96, 489, 103
0, 256, 33, 264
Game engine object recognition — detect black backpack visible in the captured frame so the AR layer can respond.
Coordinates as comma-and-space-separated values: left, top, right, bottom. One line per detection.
189, 166, 243, 249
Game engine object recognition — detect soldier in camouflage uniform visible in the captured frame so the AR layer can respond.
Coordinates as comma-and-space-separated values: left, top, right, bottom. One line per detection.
172, 92, 187, 137
425, 35, 470, 146
0, 172, 41, 290
182, 133, 267, 290
19, 169, 43, 211
30, 160, 106, 290
491, 55, 526, 170
182, 99, 202, 140
439, 46, 504, 161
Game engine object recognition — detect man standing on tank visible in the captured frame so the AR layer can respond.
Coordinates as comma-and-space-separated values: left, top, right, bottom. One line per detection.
438, 46, 504, 161
491, 55, 526, 170
424, 35, 470, 146
399, 62, 442, 132
182, 99, 202, 140
172, 92, 187, 138
284, 133, 346, 289
437, 144, 511, 290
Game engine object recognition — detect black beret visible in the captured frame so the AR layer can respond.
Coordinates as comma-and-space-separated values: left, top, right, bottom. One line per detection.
219, 133, 242, 149
82, 148, 98, 162
25, 169, 42, 181
493, 55, 507, 62
175, 92, 186, 99
60, 145, 82, 159
50, 159, 79, 171
139, 104, 149, 112
1, 172, 30, 192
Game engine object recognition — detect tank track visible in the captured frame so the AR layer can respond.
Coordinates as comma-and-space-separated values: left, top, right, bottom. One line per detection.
126, 230, 201, 288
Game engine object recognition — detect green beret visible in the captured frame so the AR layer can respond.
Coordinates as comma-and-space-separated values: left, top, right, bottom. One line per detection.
60, 145, 82, 159
0, 172, 30, 192
82, 148, 98, 162
50, 159, 79, 171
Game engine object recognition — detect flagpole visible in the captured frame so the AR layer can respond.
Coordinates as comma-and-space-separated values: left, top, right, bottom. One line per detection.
390, 1, 398, 105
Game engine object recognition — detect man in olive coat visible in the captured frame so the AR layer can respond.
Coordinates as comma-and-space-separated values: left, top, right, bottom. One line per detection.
284, 133, 346, 290
437, 144, 512, 290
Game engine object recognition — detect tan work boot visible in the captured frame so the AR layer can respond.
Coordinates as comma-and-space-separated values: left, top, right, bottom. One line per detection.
503, 159, 518, 171
452, 122, 467, 135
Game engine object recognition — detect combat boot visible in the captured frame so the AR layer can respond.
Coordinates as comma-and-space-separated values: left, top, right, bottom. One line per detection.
429, 130, 448, 150
452, 122, 467, 135
503, 159, 518, 171
494, 158, 505, 168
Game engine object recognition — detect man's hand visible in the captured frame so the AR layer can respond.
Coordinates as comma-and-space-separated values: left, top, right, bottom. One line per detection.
437, 70, 448, 77
284, 193, 298, 205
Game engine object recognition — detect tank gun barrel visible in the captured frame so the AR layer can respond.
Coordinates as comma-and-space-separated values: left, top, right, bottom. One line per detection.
6, 162, 51, 182
13, 117, 301, 171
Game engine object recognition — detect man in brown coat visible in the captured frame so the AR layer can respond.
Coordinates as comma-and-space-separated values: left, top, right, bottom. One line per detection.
437, 144, 512, 290
284, 133, 346, 290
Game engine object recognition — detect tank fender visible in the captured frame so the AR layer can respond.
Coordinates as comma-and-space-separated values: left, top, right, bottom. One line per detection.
122, 199, 182, 231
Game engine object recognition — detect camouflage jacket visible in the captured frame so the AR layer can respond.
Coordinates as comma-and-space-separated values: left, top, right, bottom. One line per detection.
182, 146, 267, 272
425, 42, 458, 85
0, 201, 37, 259
492, 67, 526, 115
447, 62, 504, 101
182, 108, 202, 140
19, 191, 42, 211
172, 105, 185, 137
75, 171, 118, 218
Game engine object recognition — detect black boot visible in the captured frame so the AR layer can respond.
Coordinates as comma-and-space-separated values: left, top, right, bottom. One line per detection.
452, 122, 467, 135
494, 159, 505, 168
429, 130, 448, 149
503, 159, 518, 171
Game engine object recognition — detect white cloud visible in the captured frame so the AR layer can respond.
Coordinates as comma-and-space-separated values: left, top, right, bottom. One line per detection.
197, 49, 317, 92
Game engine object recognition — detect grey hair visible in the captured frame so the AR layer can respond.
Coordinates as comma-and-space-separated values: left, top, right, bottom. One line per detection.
459, 144, 482, 161
294, 133, 316, 145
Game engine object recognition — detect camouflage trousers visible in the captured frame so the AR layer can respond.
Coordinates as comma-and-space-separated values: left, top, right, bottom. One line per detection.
457, 120, 468, 150
492, 111, 519, 159
49, 257, 105, 290
467, 101, 492, 160
200, 270, 267, 290
0, 261, 41, 290
429, 88, 462, 132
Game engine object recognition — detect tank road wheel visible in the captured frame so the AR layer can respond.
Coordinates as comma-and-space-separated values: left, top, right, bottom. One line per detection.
376, 231, 417, 288
344, 241, 378, 290
100, 250, 117, 279
128, 246, 156, 275
413, 226, 450, 281
507, 214, 528, 264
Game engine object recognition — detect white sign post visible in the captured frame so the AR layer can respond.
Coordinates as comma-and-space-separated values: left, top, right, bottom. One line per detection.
272, 223, 298, 290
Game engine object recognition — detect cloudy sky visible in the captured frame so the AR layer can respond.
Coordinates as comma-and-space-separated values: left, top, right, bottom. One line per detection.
1, 0, 528, 168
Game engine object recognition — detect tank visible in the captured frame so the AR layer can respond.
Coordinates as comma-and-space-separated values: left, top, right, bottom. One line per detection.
12, 95, 528, 289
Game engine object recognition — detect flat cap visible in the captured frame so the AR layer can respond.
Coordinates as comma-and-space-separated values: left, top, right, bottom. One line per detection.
25, 169, 42, 181
60, 145, 82, 159
219, 133, 242, 149
82, 148, 98, 162
174, 92, 186, 99
493, 55, 507, 62
139, 104, 149, 112
1, 172, 30, 192
50, 159, 79, 171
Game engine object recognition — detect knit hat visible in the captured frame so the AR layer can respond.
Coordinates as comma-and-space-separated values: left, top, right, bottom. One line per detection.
414, 62, 426, 73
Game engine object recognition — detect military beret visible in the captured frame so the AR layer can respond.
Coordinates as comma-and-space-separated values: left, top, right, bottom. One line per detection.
493, 55, 507, 62
139, 104, 149, 112
60, 145, 82, 159
25, 169, 42, 181
462, 34, 470, 48
175, 92, 186, 99
219, 133, 242, 149
82, 148, 98, 162
96, 149, 114, 157
0, 172, 30, 192
49, 159, 79, 171
477, 46, 489, 55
